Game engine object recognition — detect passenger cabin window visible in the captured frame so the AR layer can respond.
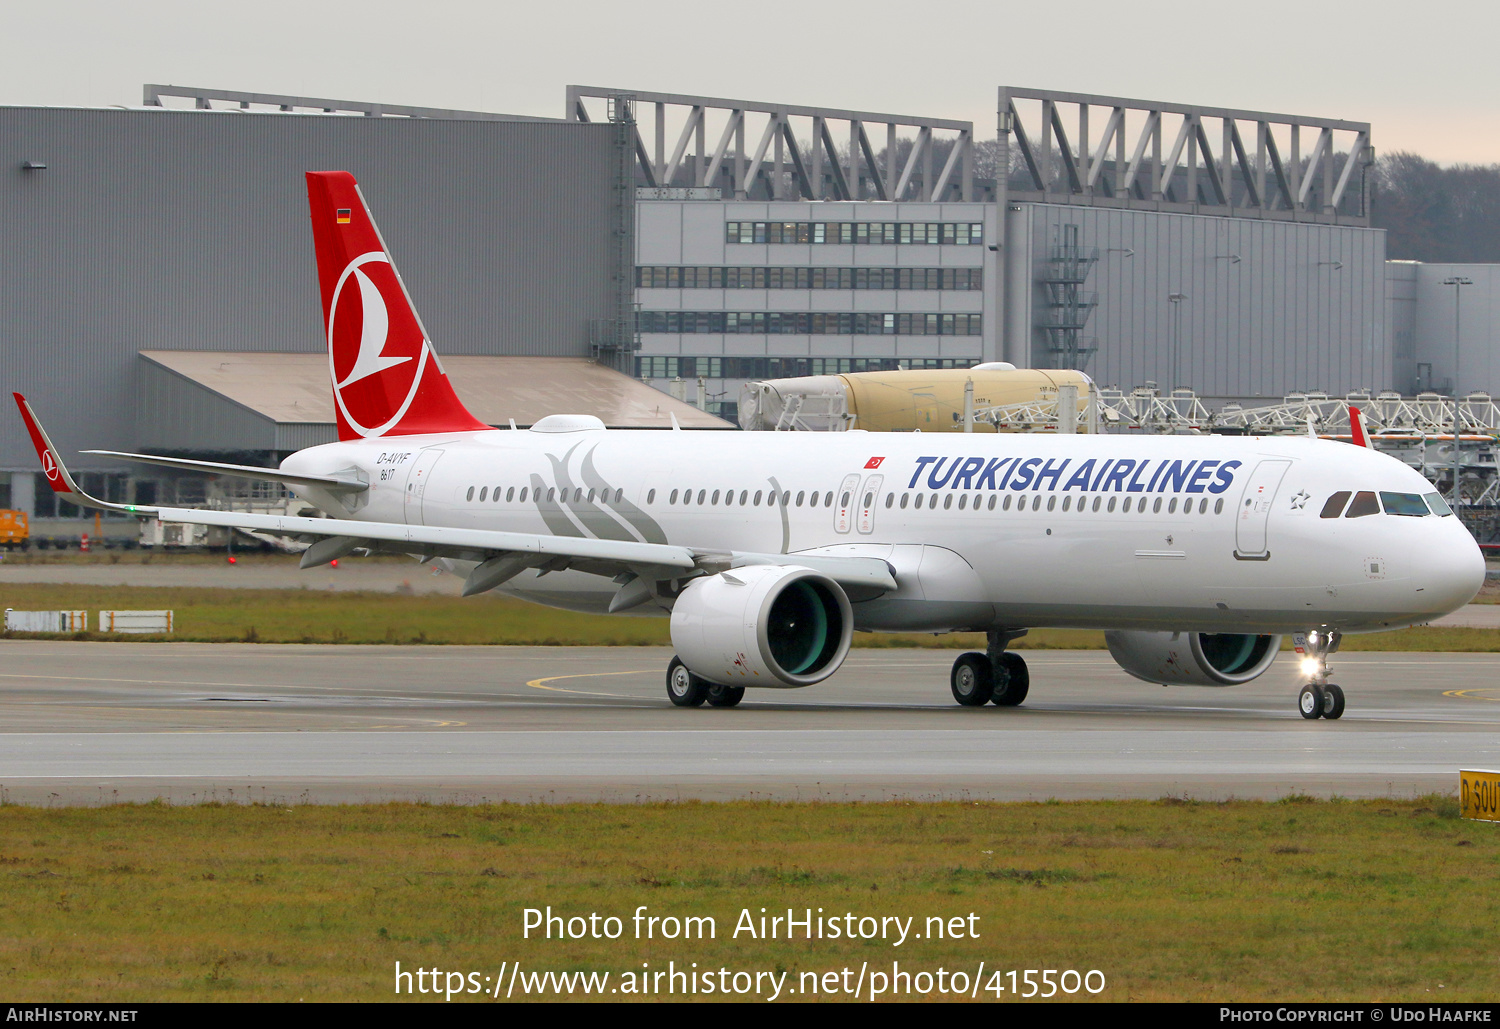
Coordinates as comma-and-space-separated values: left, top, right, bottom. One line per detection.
1344, 491, 1380, 518
1320, 491, 1351, 518
1380, 492, 1429, 517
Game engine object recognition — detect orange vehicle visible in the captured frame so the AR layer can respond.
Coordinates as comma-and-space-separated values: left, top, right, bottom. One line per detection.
0, 508, 27, 549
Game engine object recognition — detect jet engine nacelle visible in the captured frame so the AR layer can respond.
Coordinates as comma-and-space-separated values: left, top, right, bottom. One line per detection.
1104, 631, 1281, 687
670, 565, 853, 688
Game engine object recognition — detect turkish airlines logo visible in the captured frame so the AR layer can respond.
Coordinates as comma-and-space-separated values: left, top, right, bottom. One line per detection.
41, 449, 60, 485
327, 252, 429, 438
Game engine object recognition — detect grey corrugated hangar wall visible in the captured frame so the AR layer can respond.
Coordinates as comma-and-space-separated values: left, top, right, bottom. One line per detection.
0, 106, 621, 469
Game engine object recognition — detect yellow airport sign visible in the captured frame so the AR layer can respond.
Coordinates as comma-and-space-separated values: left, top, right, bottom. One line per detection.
1460, 769, 1500, 822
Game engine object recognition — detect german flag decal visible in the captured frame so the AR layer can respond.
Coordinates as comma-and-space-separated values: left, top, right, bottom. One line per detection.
336, 208, 352, 224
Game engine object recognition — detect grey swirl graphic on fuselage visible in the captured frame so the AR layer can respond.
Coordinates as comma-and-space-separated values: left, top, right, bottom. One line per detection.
528, 472, 584, 538
767, 475, 789, 554
580, 447, 667, 544
530, 443, 668, 545
544, 443, 637, 542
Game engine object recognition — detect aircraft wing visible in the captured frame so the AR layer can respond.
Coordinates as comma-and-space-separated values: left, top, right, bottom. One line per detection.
149, 506, 897, 595
14, 392, 896, 598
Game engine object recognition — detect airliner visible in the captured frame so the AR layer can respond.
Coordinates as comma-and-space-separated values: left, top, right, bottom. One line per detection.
13, 172, 1486, 720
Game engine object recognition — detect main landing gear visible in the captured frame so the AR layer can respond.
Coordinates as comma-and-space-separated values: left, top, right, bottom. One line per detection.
1296, 629, 1345, 721
665, 657, 745, 708
950, 630, 1030, 708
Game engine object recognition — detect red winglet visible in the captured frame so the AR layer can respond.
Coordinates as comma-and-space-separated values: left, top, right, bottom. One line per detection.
1348, 404, 1370, 448
13, 392, 82, 496
305, 171, 488, 441
12, 393, 153, 515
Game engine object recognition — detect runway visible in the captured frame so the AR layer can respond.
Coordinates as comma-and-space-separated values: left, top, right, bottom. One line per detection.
1, 641, 1497, 804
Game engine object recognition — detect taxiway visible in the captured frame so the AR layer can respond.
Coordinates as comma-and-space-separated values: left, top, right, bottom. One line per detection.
0, 642, 1495, 804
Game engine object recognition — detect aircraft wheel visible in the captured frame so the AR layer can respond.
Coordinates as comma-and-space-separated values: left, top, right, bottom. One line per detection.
991, 652, 1030, 707
950, 653, 994, 706
706, 683, 746, 708
1321, 684, 1345, 720
1298, 683, 1324, 720
666, 657, 708, 708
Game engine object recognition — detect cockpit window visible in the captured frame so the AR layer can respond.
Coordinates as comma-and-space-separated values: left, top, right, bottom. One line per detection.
1320, 491, 1351, 518
1380, 492, 1429, 517
1344, 491, 1380, 518
1424, 492, 1454, 517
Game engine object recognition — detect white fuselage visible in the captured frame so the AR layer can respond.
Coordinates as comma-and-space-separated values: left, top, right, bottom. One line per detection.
282, 426, 1486, 635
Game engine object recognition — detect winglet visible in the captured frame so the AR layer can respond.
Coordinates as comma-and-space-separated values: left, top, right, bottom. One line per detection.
1348, 404, 1370, 448
12, 393, 155, 516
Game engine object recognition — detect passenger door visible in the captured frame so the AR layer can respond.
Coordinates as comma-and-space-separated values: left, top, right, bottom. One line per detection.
403, 448, 446, 526
1234, 458, 1291, 559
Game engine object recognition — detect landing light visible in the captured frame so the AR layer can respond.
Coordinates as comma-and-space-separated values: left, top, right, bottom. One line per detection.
1300, 658, 1320, 677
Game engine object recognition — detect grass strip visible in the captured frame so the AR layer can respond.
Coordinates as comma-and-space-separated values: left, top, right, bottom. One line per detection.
2, 582, 1498, 650
0, 798, 1493, 1002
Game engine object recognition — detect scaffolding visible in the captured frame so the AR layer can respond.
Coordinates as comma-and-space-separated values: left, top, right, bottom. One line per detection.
1040, 226, 1099, 371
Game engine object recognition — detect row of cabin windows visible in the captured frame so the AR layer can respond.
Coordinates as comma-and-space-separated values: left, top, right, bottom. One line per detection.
465, 485, 627, 505
1319, 490, 1452, 518
887, 492, 1225, 515
665, 488, 832, 508
467, 482, 1223, 517
466, 484, 1450, 520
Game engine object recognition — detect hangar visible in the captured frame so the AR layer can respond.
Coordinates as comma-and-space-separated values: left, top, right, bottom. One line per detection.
0, 87, 719, 531
1, 82, 1497, 542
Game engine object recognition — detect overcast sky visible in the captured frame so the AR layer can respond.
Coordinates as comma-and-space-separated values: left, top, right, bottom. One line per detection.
3, 0, 1497, 164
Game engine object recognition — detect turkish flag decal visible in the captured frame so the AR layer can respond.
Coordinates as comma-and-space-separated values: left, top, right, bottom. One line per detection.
865, 457, 885, 469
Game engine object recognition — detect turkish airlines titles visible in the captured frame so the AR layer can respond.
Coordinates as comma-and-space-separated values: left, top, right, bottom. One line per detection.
904, 456, 1244, 495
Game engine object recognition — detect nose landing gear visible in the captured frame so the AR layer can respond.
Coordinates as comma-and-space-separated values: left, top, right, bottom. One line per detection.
1295, 630, 1345, 720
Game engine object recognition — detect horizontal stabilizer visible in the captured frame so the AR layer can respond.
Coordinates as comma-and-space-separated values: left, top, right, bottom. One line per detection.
84, 450, 368, 493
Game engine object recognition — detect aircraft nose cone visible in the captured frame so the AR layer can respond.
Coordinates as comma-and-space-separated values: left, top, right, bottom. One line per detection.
1418, 531, 1487, 618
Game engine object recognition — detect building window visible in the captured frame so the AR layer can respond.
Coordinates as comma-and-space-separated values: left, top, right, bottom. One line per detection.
636, 312, 981, 337
727, 221, 983, 245
634, 356, 976, 379
639, 266, 982, 291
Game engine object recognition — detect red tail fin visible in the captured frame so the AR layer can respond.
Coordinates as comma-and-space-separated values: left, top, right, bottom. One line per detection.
1348, 404, 1370, 448
305, 172, 488, 440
